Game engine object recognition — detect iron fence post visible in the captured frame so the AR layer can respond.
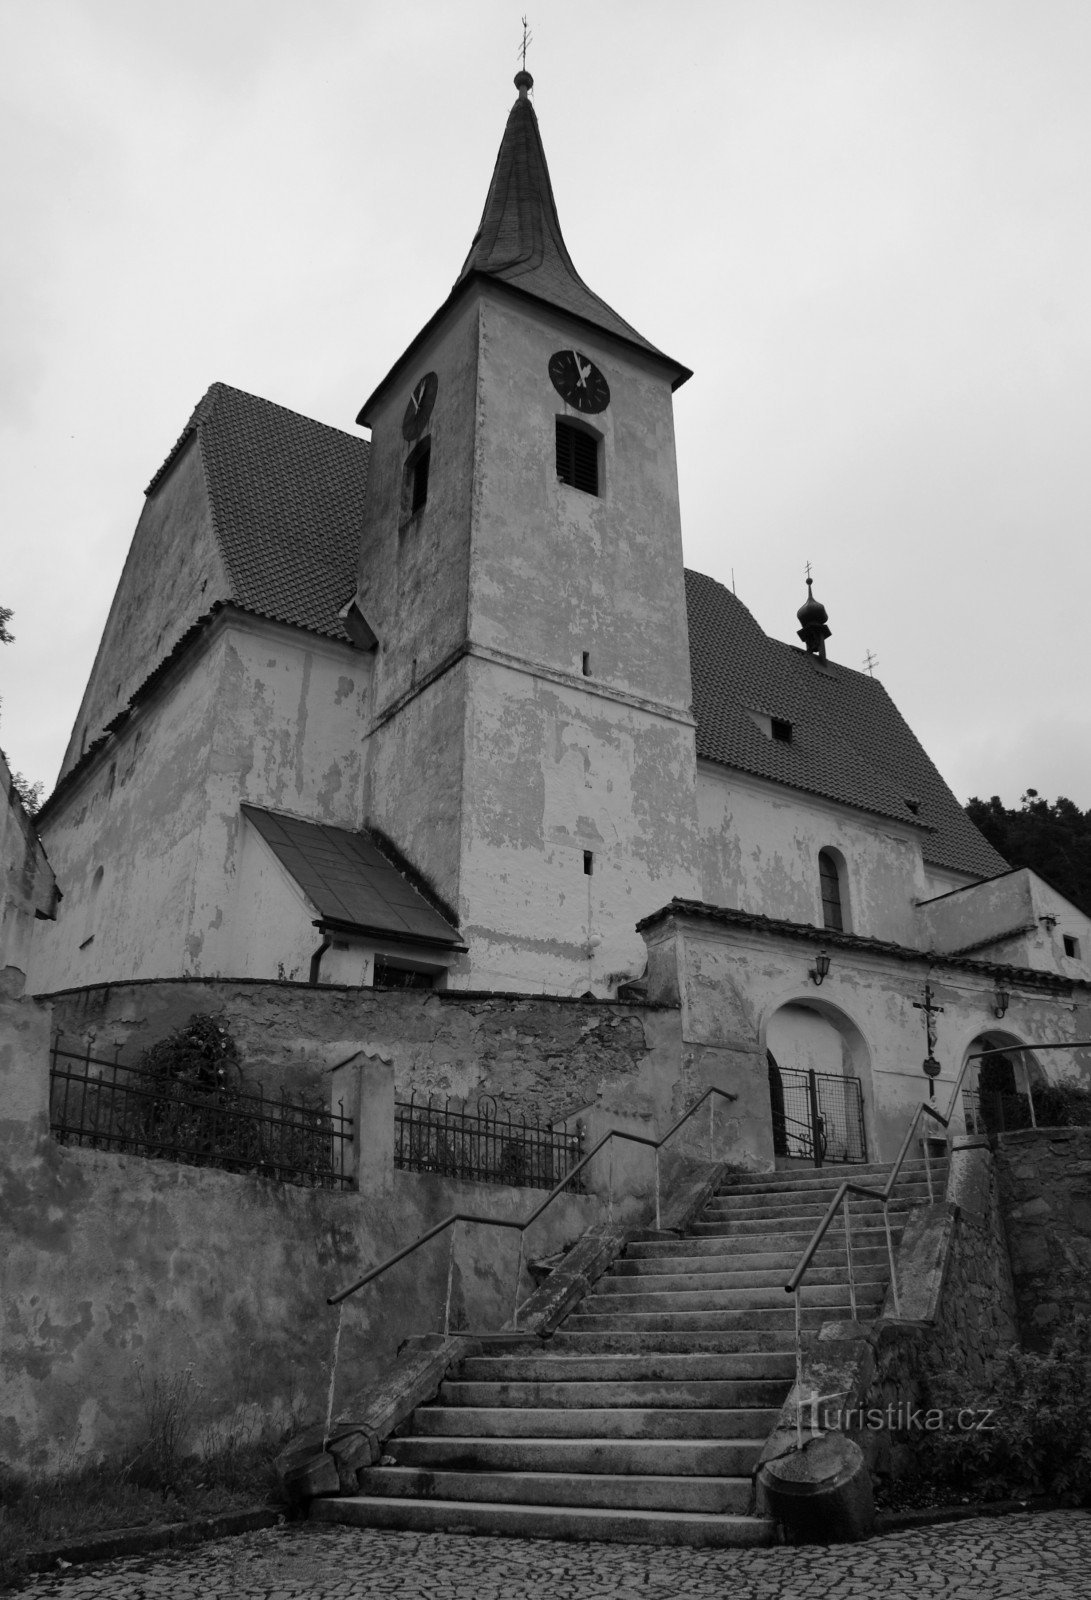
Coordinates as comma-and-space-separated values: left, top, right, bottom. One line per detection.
843, 1196, 857, 1321
807, 1069, 823, 1168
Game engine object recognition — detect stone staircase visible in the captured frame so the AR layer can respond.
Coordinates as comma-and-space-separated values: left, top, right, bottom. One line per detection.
312, 1157, 942, 1546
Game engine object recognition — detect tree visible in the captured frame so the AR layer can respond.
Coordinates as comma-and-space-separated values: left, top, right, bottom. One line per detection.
0, 604, 44, 815
966, 789, 1091, 914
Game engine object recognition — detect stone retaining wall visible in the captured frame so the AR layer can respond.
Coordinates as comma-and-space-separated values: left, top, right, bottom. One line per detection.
995, 1126, 1091, 1349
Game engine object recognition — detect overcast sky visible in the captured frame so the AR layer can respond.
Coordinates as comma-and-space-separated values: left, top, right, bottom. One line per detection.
3, 0, 1090, 813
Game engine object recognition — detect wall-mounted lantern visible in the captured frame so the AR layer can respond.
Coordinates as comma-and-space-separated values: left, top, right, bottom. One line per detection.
810, 949, 832, 986
993, 984, 1010, 1020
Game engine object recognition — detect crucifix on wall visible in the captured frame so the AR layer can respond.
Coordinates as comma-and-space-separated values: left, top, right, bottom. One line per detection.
912, 981, 945, 1098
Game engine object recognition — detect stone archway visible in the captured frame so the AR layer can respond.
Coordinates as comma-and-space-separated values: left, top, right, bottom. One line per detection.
764, 1000, 873, 1164
960, 1029, 1042, 1136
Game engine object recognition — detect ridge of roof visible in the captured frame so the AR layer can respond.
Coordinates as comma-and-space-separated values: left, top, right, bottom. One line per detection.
146, 383, 370, 643
638, 899, 1081, 993
683, 568, 1009, 881
456, 81, 665, 361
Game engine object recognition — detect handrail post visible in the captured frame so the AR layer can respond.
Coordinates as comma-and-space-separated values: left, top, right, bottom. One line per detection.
923, 1137, 933, 1204
807, 1069, 823, 1168
654, 1147, 661, 1232
843, 1196, 857, 1321
883, 1201, 900, 1317
443, 1220, 457, 1338
511, 1231, 526, 1328
794, 1287, 804, 1451
708, 1094, 714, 1162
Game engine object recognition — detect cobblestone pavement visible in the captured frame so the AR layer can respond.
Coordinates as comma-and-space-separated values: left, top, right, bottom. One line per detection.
8, 1510, 1091, 1599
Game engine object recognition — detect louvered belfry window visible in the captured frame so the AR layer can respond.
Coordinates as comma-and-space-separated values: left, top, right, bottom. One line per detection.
819, 850, 844, 932
556, 420, 599, 496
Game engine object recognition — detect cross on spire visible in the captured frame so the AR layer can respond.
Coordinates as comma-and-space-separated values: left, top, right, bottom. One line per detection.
518, 16, 533, 71
804, 560, 813, 583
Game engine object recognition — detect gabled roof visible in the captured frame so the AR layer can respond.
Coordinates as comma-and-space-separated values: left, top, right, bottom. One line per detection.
242, 805, 465, 950
684, 570, 1009, 880
456, 76, 665, 362
148, 383, 369, 642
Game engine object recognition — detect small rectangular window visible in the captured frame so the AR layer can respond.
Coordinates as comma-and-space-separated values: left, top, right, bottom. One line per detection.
401, 438, 430, 521
581, 651, 591, 677
556, 420, 599, 496
771, 718, 792, 743
1064, 934, 1080, 959
583, 851, 594, 875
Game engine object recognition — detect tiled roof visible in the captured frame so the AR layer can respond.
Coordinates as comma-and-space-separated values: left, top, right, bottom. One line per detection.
148, 383, 369, 642
684, 570, 1009, 880
242, 805, 465, 949
457, 84, 670, 364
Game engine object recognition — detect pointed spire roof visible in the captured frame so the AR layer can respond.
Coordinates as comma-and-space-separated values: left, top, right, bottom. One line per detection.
456, 73, 662, 357
357, 73, 689, 424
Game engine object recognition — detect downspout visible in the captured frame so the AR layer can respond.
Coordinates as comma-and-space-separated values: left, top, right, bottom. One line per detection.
309, 925, 332, 986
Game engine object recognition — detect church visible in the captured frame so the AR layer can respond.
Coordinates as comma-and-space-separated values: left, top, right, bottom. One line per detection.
26, 72, 1091, 1162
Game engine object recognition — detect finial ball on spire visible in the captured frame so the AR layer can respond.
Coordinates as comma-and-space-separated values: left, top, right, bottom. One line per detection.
515, 69, 533, 95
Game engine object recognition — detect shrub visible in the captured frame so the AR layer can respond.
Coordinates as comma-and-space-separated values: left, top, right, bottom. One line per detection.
919, 1317, 1091, 1501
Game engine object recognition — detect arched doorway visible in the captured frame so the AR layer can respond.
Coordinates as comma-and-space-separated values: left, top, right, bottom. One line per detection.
960, 1030, 1042, 1136
765, 1001, 872, 1165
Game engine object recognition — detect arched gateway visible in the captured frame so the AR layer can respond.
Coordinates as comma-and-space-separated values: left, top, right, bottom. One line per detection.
765, 1000, 872, 1165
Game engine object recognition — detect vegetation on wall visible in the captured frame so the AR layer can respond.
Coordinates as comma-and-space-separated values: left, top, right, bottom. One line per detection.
0, 602, 43, 814
966, 790, 1091, 914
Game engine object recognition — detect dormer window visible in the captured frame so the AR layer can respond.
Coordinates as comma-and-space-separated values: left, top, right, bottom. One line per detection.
747, 709, 793, 743
556, 419, 599, 496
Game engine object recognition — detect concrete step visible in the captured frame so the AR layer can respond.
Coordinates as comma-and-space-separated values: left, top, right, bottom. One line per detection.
410, 1405, 780, 1440
700, 1189, 931, 1219
312, 1494, 777, 1547
351, 1464, 755, 1514
597, 1264, 887, 1293
563, 1306, 843, 1334
614, 1242, 893, 1273
686, 1211, 912, 1237
454, 1351, 798, 1383
716, 1160, 943, 1197
549, 1328, 799, 1353
627, 1224, 903, 1251
438, 1378, 790, 1409
386, 1435, 763, 1477
578, 1282, 884, 1315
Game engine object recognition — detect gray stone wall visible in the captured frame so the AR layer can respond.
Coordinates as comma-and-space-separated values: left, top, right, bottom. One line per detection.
46, 978, 684, 1131
995, 1126, 1091, 1349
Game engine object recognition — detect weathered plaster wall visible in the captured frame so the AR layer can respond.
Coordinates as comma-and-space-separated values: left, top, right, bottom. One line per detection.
31, 618, 372, 993
994, 1126, 1091, 1349
457, 657, 702, 993
0, 994, 599, 1473
58, 438, 225, 780
643, 910, 1091, 1167
469, 292, 692, 712
696, 764, 931, 948
45, 977, 686, 1131
917, 871, 1091, 980
1, 753, 55, 981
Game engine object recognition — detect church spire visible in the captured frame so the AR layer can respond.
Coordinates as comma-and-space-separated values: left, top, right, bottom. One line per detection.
456, 73, 664, 358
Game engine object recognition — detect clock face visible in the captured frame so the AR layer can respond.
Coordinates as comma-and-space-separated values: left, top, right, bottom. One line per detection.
548, 349, 610, 414
401, 371, 438, 440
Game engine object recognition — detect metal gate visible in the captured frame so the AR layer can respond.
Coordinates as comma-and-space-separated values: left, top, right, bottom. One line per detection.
768, 1056, 867, 1166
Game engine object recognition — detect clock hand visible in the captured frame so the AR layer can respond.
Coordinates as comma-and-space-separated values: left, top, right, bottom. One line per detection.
571, 350, 587, 386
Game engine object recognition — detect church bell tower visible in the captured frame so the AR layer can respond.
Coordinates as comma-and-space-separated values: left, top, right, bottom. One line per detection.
355, 72, 703, 992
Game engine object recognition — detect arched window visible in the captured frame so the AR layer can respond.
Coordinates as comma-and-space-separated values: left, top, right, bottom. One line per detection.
818, 849, 844, 932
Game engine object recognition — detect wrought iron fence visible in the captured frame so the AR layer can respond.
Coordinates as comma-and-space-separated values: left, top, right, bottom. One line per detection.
768, 1059, 867, 1165
49, 1037, 353, 1189
394, 1092, 584, 1191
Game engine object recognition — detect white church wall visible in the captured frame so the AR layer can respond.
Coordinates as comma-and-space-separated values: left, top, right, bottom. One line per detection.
916, 868, 1091, 980
1, 752, 55, 983
231, 819, 321, 983
696, 762, 931, 947
31, 617, 374, 991
58, 436, 226, 782
455, 655, 702, 994
642, 908, 1091, 1168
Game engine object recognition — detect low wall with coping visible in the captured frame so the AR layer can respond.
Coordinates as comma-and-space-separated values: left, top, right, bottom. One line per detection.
0, 986, 602, 1475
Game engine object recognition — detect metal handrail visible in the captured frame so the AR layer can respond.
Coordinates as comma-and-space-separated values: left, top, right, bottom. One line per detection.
782, 1037, 1091, 1448
328, 1083, 737, 1310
